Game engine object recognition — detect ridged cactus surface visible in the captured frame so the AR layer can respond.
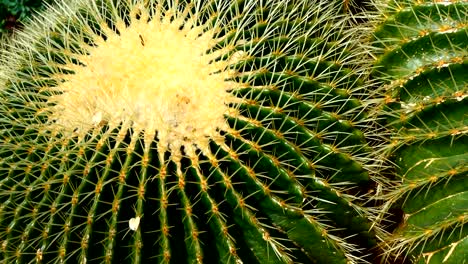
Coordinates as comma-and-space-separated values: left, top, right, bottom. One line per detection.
373, 0, 467, 263
0, 0, 383, 263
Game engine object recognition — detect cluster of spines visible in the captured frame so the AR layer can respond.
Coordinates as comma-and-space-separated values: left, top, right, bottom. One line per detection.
371, 0, 467, 262
0, 0, 387, 263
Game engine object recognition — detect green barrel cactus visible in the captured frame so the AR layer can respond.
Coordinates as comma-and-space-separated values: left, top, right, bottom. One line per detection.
0, 0, 385, 263
372, 0, 467, 263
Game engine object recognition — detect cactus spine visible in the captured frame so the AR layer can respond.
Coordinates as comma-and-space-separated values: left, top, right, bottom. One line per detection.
372, 0, 467, 263
0, 0, 385, 263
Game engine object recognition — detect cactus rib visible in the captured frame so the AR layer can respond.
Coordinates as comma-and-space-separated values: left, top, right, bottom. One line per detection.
372, 0, 467, 263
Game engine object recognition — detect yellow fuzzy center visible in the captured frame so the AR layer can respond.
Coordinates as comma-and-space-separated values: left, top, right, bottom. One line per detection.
48, 5, 242, 154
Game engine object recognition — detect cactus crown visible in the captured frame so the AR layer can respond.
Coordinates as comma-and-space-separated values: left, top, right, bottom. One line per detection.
46, 2, 241, 157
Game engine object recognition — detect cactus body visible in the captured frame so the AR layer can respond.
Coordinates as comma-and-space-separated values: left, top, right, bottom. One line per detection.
0, 0, 384, 263
372, 0, 467, 262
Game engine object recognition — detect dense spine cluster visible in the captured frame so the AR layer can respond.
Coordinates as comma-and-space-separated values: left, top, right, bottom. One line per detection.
0, 0, 384, 263
372, 0, 467, 263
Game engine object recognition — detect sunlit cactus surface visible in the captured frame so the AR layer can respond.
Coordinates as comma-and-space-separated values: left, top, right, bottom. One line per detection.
0, 0, 387, 263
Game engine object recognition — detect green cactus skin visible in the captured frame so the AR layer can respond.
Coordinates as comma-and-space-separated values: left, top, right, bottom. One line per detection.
0, 0, 385, 263
372, 0, 467, 263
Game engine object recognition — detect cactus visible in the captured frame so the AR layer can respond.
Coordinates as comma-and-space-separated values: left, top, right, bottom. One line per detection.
372, 0, 467, 263
0, 0, 386, 263
0, 0, 52, 35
